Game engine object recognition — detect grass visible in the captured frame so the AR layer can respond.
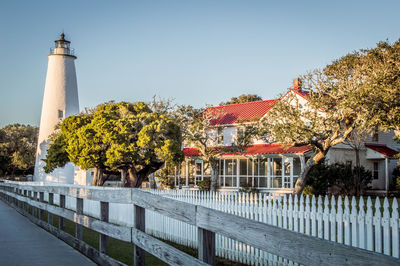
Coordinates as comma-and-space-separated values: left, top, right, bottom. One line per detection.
32, 209, 244, 265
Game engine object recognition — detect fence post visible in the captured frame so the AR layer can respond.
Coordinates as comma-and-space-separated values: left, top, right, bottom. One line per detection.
198, 227, 216, 265
134, 204, 145, 266
59, 195, 65, 231
33, 191, 38, 217
48, 193, 54, 226
23, 190, 27, 211
14, 188, 17, 206
100, 201, 109, 254
76, 198, 83, 240
28, 191, 32, 214
39, 192, 44, 220
16, 189, 20, 208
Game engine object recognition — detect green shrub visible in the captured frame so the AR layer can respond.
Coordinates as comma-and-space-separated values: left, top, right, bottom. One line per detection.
393, 166, 400, 192
304, 161, 372, 196
336, 165, 372, 196
302, 185, 315, 196
303, 160, 334, 196
197, 178, 211, 191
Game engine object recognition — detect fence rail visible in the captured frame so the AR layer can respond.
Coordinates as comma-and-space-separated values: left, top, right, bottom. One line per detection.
147, 189, 400, 262
0, 181, 399, 266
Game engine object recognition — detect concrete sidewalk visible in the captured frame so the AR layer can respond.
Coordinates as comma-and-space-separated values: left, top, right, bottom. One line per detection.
0, 200, 95, 266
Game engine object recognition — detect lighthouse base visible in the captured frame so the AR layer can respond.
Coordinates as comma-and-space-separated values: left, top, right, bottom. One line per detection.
34, 141, 75, 184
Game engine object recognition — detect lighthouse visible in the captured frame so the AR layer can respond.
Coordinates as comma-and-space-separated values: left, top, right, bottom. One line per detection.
34, 33, 79, 183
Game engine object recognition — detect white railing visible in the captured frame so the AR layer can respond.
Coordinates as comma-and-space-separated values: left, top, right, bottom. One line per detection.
145, 190, 400, 264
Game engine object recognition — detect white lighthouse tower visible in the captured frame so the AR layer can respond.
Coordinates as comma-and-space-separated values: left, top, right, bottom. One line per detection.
34, 33, 79, 183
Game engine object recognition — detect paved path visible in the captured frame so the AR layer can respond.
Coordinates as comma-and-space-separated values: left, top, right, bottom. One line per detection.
0, 200, 95, 266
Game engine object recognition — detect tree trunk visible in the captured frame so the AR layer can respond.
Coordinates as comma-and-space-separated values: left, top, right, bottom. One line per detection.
126, 168, 143, 188
210, 162, 218, 192
354, 148, 361, 196
92, 167, 108, 186
125, 162, 164, 188
293, 151, 325, 195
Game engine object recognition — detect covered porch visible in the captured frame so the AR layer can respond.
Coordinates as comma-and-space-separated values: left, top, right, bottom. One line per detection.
174, 144, 311, 193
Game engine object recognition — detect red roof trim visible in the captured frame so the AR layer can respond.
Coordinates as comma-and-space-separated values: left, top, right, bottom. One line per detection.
183, 144, 311, 157
365, 143, 398, 157
292, 89, 311, 102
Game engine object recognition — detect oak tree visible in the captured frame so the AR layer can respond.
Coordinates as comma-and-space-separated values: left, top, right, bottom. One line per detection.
44, 102, 184, 187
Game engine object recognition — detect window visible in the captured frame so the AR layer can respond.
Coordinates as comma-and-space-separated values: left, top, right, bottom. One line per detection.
271, 158, 282, 188
239, 159, 248, 186
217, 128, 224, 145
239, 158, 254, 187
58, 110, 63, 119
254, 157, 267, 187
218, 160, 224, 187
195, 161, 203, 185
373, 162, 379, 179
293, 157, 301, 184
283, 159, 291, 188
224, 159, 237, 187
372, 132, 379, 142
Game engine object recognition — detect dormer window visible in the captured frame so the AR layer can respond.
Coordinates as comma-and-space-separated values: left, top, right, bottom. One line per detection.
217, 128, 224, 145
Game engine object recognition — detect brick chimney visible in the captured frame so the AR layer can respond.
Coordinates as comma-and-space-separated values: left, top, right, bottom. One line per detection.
293, 78, 302, 91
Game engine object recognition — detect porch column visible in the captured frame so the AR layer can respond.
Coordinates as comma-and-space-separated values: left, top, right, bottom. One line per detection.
252, 157, 255, 187
281, 158, 285, 189
267, 158, 271, 188
185, 160, 189, 187
290, 157, 294, 189
201, 160, 204, 181
385, 157, 389, 193
174, 167, 177, 187
236, 158, 239, 188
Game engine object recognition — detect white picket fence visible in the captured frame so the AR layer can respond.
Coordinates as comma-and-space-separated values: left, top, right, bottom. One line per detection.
146, 190, 400, 264
46, 187, 399, 265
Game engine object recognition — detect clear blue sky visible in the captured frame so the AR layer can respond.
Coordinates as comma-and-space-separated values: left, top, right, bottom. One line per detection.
1, 0, 400, 127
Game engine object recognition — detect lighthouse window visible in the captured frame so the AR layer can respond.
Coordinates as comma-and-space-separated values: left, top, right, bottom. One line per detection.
58, 110, 63, 118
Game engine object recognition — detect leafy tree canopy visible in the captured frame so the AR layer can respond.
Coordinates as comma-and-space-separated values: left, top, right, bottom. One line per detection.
0, 124, 38, 175
261, 39, 400, 195
219, 94, 263, 106
44, 102, 184, 187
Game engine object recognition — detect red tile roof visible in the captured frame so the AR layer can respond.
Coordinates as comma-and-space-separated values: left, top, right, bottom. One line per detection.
208, 99, 278, 126
183, 144, 311, 157
365, 144, 398, 157
245, 144, 312, 155
183, 147, 201, 157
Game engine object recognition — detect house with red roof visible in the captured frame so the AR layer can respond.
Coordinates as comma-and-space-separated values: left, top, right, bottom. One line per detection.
172, 79, 399, 193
